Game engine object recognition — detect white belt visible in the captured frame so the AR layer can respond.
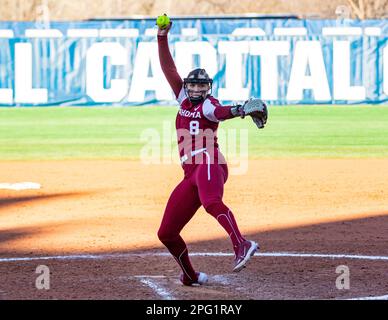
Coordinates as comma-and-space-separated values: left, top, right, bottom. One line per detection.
180, 148, 207, 164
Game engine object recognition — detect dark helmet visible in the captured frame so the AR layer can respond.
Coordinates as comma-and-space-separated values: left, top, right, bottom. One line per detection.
183, 68, 213, 103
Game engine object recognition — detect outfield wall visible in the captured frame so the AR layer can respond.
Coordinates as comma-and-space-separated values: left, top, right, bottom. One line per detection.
0, 18, 387, 106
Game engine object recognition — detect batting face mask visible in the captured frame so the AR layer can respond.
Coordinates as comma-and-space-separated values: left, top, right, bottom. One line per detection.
186, 83, 210, 102
183, 68, 213, 104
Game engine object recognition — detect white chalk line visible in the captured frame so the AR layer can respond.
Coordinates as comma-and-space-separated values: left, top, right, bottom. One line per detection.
134, 273, 388, 301
134, 274, 232, 300
136, 276, 175, 300
348, 294, 388, 300
1, 251, 388, 263
1, 249, 386, 300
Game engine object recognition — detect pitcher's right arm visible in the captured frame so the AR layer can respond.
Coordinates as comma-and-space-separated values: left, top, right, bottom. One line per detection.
157, 23, 183, 99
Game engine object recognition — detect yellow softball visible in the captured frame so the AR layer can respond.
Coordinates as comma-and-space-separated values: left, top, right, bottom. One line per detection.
156, 14, 170, 29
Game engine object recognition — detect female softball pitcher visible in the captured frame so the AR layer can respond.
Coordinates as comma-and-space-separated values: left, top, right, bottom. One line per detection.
156, 17, 267, 286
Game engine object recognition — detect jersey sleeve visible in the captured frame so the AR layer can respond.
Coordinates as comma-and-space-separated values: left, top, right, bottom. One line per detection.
176, 87, 187, 105
157, 35, 183, 99
203, 98, 235, 122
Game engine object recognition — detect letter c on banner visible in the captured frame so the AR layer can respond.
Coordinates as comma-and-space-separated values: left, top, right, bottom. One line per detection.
86, 42, 128, 102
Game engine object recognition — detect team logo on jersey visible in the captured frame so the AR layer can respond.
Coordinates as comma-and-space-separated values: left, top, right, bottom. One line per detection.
179, 108, 201, 119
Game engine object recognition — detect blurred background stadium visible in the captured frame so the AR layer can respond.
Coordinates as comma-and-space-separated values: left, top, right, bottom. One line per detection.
0, 0, 387, 20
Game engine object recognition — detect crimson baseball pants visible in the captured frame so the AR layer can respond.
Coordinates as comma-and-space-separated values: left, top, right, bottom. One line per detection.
157, 162, 246, 281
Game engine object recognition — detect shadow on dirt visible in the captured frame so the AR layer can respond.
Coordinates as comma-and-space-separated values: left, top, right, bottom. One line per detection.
0, 211, 387, 300
0, 191, 99, 211
182, 212, 388, 256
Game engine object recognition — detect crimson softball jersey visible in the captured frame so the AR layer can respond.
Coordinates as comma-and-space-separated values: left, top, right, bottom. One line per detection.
157, 33, 250, 284
158, 34, 235, 177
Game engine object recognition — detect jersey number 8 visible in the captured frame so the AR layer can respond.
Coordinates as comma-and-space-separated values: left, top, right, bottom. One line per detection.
189, 121, 199, 135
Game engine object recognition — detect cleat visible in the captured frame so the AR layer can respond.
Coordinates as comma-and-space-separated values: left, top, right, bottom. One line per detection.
233, 240, 258, 272
180, 271, 208, 286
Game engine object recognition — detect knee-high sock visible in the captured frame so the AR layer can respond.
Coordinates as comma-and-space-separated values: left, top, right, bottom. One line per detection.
158, 233, 197, 281
206, 202, 246, 255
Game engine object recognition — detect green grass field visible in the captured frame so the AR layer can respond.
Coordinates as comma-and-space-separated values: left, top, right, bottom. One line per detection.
0, 105, 387, 160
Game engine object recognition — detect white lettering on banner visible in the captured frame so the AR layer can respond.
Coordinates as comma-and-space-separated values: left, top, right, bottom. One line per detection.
249, 41, 290, 100
128, 42, 172, 102
0, 38, 381, 104
25, 29, 63, 38
287, 41, 331, 101
274, 28, 307, 36
99, 29, 139, 38
0, 29, 14, 38
364, 27, 381, 37
14, 43, 48, 103
218, 41, 249, 100
0, 86, 12, 103
383, 44, 388, 95
322, 27, 362, 36
67, 29, 99, 38
175, 41, 217, 81
86, 43, 128, 102
333, 41, 366, 100
231, 28, 265, 36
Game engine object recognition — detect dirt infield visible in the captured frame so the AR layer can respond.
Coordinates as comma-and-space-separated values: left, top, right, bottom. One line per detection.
0, 159, 387, 300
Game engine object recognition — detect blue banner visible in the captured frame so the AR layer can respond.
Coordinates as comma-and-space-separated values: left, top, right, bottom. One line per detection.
0, 18, 387, 106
